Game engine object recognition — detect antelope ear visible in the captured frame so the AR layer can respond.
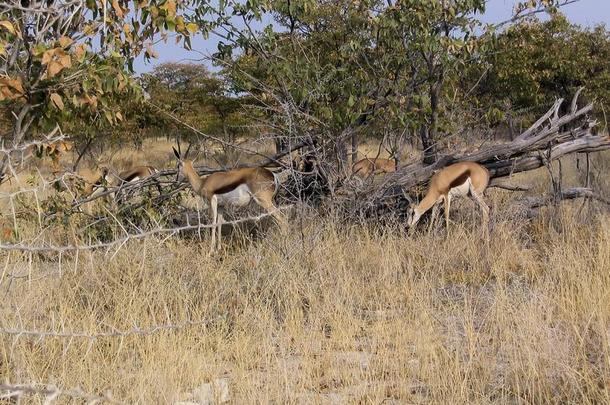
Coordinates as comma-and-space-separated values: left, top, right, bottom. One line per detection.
172, 147, 180, 160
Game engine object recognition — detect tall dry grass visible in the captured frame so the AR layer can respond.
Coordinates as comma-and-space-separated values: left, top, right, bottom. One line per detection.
1, 201, 609, 403
0, 149, 609, 403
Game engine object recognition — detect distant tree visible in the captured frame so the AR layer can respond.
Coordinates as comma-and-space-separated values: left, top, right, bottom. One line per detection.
460, 13, 610, 135
138, 62, 248, 145
203, 0, 489, 165
199, 0, 579, 165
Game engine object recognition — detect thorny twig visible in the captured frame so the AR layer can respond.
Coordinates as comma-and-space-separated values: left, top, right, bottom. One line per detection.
0, 206, 291, 252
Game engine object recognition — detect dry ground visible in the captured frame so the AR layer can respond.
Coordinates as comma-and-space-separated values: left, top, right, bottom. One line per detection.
0, 147, 609, 404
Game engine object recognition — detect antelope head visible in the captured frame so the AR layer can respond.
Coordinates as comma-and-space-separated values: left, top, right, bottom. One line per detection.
403, 192, 420, 228
173, 141, 193, 183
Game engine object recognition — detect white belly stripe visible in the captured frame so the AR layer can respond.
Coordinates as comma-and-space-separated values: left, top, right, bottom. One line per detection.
215, 184, 252, 207
449, 177, 472, 198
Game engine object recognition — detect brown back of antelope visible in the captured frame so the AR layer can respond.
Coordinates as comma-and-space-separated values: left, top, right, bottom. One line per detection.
407, 161, 490, 229
116, 165, 157, 184
176, 153, 285, 253
83, 165, 158, 198
352, 158, 396, 178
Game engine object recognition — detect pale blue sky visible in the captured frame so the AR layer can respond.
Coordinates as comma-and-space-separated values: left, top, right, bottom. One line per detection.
133, 0, 610, 74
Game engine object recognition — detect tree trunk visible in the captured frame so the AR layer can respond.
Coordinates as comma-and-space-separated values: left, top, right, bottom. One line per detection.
0, 105, 32, 183
425, 80, 442, 165
419, 126, 434, 164
350, 132, 358, 164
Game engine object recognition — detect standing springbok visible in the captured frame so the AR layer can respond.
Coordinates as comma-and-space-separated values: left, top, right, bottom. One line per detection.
406, 161, 490, 230
173, 147, 286, 253
32, 139, 74, 173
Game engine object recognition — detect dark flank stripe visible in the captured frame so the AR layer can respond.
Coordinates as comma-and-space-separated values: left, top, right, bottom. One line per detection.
448, 169, 471, 189
215, 179, 245, 195
122, 172, 141, 182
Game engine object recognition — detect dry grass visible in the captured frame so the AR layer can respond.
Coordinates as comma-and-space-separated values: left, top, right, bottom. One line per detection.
0, 149, 609, 403
1, 208, 610, 403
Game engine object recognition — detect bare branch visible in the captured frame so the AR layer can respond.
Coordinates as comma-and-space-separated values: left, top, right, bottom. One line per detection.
0, 206, 291, 253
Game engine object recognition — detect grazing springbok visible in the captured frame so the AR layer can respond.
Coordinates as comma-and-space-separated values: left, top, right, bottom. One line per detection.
84, 165, 160, 201
173, 147, 286, 253
406, 161, 490, 230
352, 157, 397, 178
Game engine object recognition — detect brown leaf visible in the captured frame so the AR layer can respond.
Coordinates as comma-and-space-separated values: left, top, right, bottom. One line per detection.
58, 36, 73, 48
115, 111, 123, 121
117, 75, 127, 91
50, 93, 64, 110
112, 0, 124, 18
47, 61, 64, 78
145, 43, 158, 58
42, 49, 56, 65
8, 78, 24, 94
59, 53, 72, 69
164, 0, 176, 16
74, 44, 87, 62
0, 76, 25, 98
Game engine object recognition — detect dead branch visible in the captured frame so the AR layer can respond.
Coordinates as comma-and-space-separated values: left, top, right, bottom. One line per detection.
518, 187, 610, 218
345, 92, 609, 213
0, 206, 290, 253
488, 179, 532, 192
520, 187, 610, 210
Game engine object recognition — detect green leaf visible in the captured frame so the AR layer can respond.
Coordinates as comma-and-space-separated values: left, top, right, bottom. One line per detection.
347, 95, 355, 108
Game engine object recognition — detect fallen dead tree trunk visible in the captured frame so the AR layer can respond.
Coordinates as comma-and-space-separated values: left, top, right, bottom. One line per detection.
341, 90, 610, 214
66, 91, 608, 220
519, 187, 610, 218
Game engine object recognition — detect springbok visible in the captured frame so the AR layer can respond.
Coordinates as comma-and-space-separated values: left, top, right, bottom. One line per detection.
173, 147, 286, 253
84, 165, 160, 201
352, 157, 397, 178
32, 139, 74, 172
406, 161, 490, 230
